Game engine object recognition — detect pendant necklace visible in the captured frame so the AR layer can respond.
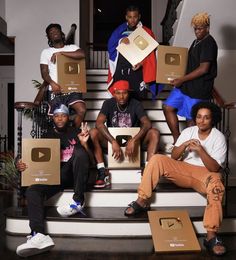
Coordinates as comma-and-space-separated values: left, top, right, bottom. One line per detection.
116, 103, 128, 113
193, 34, 209, 48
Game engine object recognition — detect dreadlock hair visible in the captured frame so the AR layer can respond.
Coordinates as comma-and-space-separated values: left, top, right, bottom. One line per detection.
46, 23, 66, 47
191, 12, 210, 28
126, 5, 140, 15
191, 102, 222, 126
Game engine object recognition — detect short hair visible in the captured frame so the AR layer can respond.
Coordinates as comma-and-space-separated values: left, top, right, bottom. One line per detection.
191, 102, 222, 126
45, 23, 65, 47
191, 12, 210, 27
126, 5, 140, 14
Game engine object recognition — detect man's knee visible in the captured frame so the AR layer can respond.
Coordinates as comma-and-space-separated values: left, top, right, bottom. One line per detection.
162, 104, 175, 113
146, 128, 160, 140
89, 128, 99, 140
72, 102, 86, 115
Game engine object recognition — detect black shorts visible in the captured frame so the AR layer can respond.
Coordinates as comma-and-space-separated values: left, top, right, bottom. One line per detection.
48, 92, 85, 116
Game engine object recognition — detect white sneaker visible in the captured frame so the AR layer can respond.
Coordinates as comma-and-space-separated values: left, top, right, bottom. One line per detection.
164, 143, 174, 154
57, 200, 85, 217
16, 233, 55, 257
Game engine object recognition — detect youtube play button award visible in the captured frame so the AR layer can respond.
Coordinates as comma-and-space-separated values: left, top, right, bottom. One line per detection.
21, 139, 60, 186
57, 55, 87, 94
156, 45, 188, 84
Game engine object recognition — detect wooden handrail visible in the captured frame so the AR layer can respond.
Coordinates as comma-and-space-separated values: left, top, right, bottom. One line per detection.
212, 87, 236, 109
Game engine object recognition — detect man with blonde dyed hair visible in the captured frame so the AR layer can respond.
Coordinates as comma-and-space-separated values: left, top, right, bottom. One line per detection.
163, 12, 218, 153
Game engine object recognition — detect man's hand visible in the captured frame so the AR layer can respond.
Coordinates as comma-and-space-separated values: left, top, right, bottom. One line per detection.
125, 138, 137, 161
188, 139, 202, 153
16, 160, 27, 172
169, 78, 184, 87
51, 52, 61, 64
51, 81, 61, 94
111, 140, 123, 161
78, 122, 90, 145
120, 37, 130, 44
132, 62, 142, 71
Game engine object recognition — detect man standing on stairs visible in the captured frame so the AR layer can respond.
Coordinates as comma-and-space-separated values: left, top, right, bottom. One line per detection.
163, 13, 218, 153
107, 5, 157, 100
125, 102, 227, 256
15, 104, 91, 257
90, 80, 160, 188
40, 23, 86, 127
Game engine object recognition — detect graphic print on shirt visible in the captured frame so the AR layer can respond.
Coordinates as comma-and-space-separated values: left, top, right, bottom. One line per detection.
61, 138, 76, 162
112, 111, 132, 127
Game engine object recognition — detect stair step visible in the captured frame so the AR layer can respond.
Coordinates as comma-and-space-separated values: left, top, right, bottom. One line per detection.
5, 205, 236, 236
45, 183, 207, 207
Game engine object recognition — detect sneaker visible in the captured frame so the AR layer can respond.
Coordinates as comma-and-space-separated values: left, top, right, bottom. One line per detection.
16, 233, 54, 257
94, 168, 110, 188
57, 200, 85, 217
164, 143, 174, 154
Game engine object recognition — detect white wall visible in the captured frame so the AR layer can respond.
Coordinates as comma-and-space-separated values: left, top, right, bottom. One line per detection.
5, 0, 80, 139
152, 0, 168, 42
173, 0, 236, 183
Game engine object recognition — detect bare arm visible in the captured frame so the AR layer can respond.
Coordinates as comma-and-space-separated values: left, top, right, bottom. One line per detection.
125, 116, 152, 159
40, 64, 61, 93
190, 142, 221, 172
170, 62, 210, 87
172, 139, 221, 172
96, 113, 122, 160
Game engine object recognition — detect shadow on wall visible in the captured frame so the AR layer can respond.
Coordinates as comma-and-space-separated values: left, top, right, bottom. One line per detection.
216, 25, 236, 183
220, 24, 236, 50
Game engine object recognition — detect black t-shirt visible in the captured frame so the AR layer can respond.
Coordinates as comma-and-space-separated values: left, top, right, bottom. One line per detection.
180, 34, 218, 99
100, 98, 147, 127
43, 126, 82, 162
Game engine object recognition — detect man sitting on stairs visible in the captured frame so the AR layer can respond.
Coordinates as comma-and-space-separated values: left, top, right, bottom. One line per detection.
90, 80, 160, 188
125, 102, 227, 256
40, 23, 86, 127
15, 104, 92, 257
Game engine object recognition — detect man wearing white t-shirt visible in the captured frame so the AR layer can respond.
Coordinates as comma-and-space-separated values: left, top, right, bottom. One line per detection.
40, 23, 86, 127
125, 102, 227, 256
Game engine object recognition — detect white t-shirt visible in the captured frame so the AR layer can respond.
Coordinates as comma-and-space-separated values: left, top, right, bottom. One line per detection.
40, 44, 79, 90
175, 126, 226, 167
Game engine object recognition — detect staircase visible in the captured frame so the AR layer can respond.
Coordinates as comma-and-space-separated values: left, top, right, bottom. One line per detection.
5, 69, 236, 240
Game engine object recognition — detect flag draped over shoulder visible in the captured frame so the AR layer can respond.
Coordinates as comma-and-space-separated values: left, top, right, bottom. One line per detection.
107, 22, 157, 95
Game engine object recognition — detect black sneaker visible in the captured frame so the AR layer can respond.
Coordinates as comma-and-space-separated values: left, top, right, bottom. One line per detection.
94, 168, 110, 188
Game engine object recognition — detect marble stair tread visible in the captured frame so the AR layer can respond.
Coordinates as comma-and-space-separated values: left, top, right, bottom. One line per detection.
5, 205, 205, 222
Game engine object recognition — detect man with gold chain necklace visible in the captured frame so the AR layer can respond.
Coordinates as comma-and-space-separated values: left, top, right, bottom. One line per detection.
163, 13, 218, 153
90, 80, 160, 188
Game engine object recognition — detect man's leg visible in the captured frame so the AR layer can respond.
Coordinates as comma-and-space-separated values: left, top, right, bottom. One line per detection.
26, 185, 61, 234
16, 185, 59, 257
71, 146, 90, 203
163, 104, 180, 144
56, 147, 89, 217
89, 128, 110, 188
142, 128, 160, 161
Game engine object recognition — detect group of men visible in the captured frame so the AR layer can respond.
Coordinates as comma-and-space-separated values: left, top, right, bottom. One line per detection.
16, 5, 226, 258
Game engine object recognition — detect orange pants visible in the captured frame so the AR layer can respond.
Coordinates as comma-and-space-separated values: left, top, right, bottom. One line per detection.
138, 154, 225, 232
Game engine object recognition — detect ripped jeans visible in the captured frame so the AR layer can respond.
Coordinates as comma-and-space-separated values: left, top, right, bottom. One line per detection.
138, 154, 225, 232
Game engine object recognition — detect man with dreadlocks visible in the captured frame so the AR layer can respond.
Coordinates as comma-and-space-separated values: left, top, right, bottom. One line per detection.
163, 13, 218, 153
40, 23, 86, 127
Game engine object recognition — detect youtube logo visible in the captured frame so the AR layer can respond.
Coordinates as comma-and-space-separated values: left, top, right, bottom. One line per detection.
165, 53, 180, 65
116, 135, 132, 147
31, 147, 51, 162
65, 62, 78, 74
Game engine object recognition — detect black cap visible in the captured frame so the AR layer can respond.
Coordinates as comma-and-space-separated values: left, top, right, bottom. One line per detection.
46, 23, 62, 35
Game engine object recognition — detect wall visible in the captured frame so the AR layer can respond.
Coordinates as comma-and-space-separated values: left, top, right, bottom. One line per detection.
0, 0, 5, 20
173, 0, 236, 183
5, 0, 80, 139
